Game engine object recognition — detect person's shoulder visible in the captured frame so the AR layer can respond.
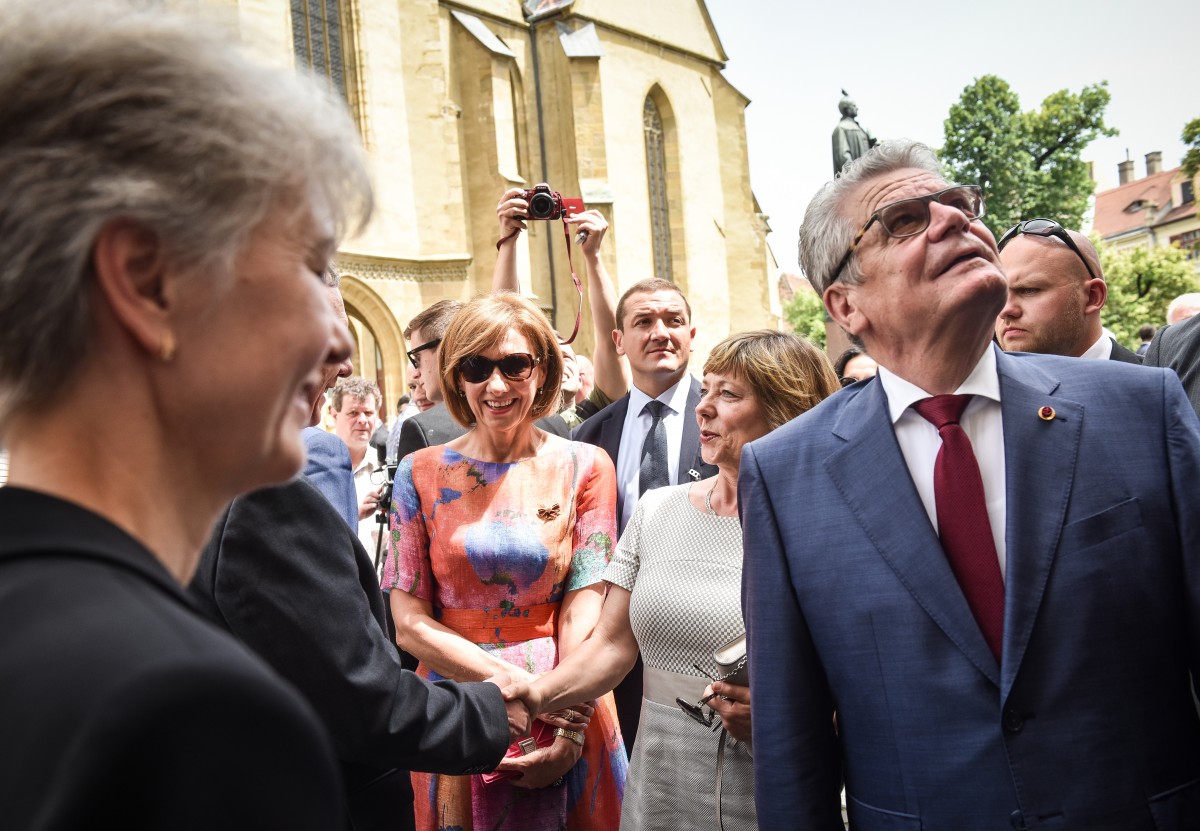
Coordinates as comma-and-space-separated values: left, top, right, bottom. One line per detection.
1004, 349, 1161, 387
553, 435, 616, 473
572, 392, 629, 437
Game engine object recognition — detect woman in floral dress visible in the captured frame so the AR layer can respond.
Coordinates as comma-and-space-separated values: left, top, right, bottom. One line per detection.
382, 292, 626, 831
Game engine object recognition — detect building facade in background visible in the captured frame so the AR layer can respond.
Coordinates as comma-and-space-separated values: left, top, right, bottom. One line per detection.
1093, 151, 1200, 273
213, 0, 774, 415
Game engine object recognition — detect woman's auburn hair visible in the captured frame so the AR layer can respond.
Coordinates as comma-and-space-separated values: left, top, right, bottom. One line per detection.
703, 329, 840, 430
439, 292, 564, 428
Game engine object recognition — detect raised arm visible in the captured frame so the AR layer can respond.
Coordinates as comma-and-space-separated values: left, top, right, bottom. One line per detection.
566, 210, 629, 401
492, 187, 528, 293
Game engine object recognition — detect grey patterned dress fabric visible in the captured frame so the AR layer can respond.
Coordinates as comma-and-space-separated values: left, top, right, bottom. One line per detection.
605, 484, 757, 831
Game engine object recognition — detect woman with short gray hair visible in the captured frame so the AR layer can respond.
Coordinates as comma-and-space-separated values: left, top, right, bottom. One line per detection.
0, 2, 371, 828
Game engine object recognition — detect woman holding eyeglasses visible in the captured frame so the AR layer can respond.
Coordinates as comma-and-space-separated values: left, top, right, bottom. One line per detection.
381, 291, 626, 831
526, 330, 840, 831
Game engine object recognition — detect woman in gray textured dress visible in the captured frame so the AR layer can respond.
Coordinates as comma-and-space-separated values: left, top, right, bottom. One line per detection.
529, 330, 840, 829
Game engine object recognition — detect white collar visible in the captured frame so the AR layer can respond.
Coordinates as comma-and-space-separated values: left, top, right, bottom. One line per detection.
627, 373, 691, 417
1079, 332, 1112, 360
876, 344, 1002, 425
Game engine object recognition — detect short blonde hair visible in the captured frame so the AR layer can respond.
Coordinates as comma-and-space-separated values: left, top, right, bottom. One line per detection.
703, 330, 840, 430
439, 293, 563, 428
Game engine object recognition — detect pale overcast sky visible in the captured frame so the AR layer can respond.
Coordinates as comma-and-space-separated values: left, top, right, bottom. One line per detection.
704, 0, 1200, 268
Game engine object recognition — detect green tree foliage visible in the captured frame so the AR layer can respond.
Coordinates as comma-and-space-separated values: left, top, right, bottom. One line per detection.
783, 284, 827, 349
1183, 117, 1200, 178
1099, 239, 1199, 348
942, 76, 1117, 236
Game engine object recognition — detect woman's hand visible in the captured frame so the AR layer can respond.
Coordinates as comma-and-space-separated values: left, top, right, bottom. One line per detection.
494, 734, 583, 789
707, 680, 752, 743
496, 187, 528, 241
538, 701, 594, 731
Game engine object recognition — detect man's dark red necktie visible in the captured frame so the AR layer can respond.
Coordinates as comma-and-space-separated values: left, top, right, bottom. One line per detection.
913, 394, 1005, 662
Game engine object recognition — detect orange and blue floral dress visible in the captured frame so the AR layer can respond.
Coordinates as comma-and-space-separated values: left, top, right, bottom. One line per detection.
381, 440, 627, 831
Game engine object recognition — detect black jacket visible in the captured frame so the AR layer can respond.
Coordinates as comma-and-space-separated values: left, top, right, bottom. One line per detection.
191, 436, 509, 831
0, 487, 344, 831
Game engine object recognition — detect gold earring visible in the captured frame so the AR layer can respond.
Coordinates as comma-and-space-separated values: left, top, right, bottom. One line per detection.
160, 330, 176, 363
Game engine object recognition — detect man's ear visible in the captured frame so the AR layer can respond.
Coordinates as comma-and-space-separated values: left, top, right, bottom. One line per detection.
611, 327, 626, 357
90, 219, 173, 357
823, 283, 865, 339
1084, 278, 1107, 316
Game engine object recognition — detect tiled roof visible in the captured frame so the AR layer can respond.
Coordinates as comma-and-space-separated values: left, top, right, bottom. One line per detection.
1094, 167, 1196, 238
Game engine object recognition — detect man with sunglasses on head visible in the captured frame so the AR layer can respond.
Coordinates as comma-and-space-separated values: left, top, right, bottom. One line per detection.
995, 219, 1141, 362
742, 139, 1200, 830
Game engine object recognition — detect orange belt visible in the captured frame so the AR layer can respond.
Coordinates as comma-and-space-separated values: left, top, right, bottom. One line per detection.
438, 602, 559, 643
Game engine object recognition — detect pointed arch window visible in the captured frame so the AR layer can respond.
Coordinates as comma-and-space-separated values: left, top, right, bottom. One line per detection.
644, 96, 673, 282
291, 0, 359, 116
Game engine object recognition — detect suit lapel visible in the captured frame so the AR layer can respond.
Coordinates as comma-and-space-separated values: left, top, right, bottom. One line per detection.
995, 353, 1082, 698
825, 380, 1000, 685
678, 377, 715, 482
599, 396, 629, 517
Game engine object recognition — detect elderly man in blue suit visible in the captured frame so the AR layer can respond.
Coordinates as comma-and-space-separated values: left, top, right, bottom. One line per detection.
741, 140, 1200, 830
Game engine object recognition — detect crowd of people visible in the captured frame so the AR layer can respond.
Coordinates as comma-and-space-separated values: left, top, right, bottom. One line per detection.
4, 3, 1200, 831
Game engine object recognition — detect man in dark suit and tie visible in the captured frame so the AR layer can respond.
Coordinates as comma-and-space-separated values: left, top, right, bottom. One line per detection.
742, 140, 1200, 830
1145, 312, 1200, 415
995, 218, 1142, 363
192, 275, 531, 831
572, 277, 717, 751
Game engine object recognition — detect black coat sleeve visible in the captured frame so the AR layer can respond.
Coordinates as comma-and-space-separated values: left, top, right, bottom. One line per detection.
36, 657, 346, 831
205, 479, 509, 774
394, 414, 430, 463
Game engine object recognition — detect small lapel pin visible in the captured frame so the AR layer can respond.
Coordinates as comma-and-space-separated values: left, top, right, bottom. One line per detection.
687, 469, 701, 481
537, 504, 561, 521
1038, 406, 1056, 421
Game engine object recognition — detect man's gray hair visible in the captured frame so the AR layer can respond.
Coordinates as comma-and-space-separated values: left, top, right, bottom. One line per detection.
799, 140, 943, 295
0, 0, 373, 426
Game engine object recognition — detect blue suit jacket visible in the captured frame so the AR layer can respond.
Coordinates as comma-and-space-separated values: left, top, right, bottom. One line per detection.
302, 427, 357, 530
741, 347, 1200, 831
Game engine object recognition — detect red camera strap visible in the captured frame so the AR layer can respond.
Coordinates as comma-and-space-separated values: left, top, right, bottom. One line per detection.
558, 219, 583, 345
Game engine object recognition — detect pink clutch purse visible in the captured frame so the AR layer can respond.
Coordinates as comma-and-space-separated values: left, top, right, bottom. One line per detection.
480, 720, 556, 784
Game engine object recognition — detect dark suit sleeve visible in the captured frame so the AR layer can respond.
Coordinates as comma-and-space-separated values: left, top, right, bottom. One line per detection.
207, 481, 509, 774
395, 414, 430, 462
1144, 323, 1171, 367
1161, 373, 1200, 682
740, 442, 843, 830
535, 413, 571, 437
41, 659, 344, 831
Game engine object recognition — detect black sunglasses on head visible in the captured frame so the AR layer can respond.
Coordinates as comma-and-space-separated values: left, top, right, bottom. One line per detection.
997, 218, 1098, 281
406, 338, 440, 369
459, 352, 540, 384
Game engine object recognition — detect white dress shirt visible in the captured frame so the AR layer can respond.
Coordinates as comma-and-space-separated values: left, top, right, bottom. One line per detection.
876, 346, 1008, 578
616, 375, 692, 531
1079, 332, 1113, 360
352, 457, 383, 569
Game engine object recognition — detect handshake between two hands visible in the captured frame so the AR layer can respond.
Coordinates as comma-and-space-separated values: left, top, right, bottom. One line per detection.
483, 671, 592, 789
483, 670, 552, 740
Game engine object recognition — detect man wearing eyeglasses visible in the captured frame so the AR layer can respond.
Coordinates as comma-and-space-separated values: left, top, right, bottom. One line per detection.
392, 300, 470, 466
995, 220, 1141, 362
741, 140, 1200, 830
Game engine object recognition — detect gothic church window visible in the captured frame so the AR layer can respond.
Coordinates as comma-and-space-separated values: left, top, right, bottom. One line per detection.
291, 0, 360, 118
644, 96, 673, 282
